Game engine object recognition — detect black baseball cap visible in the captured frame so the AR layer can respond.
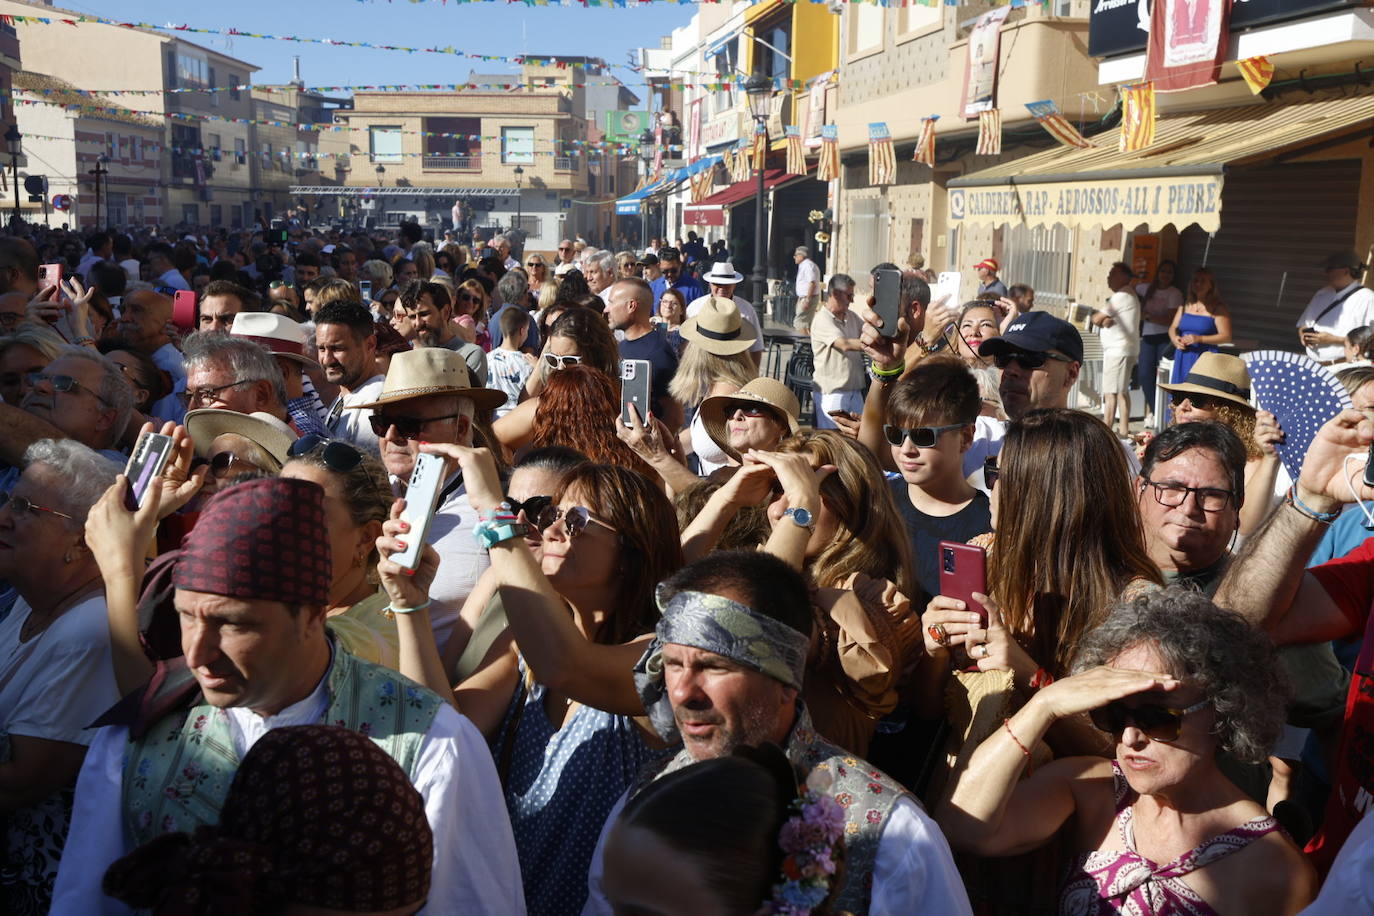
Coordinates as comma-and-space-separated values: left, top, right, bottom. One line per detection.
978, 311, 1083, 363
637, 252, 659, 266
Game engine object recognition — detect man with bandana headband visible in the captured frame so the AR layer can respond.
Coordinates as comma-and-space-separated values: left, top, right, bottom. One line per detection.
50, 477, 524, 915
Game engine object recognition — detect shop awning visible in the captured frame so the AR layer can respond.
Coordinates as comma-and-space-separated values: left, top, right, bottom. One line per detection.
684, 169, 791, 216
615, 155, 723, 215
290, 186, 520, 197
947, 92, 1374, 233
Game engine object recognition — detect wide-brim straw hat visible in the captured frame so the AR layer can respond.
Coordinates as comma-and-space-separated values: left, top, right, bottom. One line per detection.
679, 296, 757, 356
349, 347, 507, 412
184, 409, 298, 470
699, 378, 801, 462
230, 312, 321, 370
1158, 351, 1253, 410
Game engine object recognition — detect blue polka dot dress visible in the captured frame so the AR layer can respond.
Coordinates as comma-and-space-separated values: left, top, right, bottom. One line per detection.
495, 663, 667, 916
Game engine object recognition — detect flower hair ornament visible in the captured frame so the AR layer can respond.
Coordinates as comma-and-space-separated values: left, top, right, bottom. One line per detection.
765, 765, 847, 915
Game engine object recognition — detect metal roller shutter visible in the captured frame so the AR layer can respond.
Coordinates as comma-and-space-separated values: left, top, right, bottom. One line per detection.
1176, 160, 1361, 353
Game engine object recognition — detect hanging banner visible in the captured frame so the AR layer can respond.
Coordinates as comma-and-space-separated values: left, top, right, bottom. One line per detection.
785, 125, 806, 176
731, 139, 752, 182
1119, 82, 1157, 152
751, 121, 768, 169
961, 6, 1013, 119
948, 172, 1223, 232
1238, 56, 1276, 94
976, 109, 1002, 156
1025, 100, 1095, 149
868, 122, 896, 186
1144, 0, 1232, 92
817, 124, 840, 182
912, 116, 938, 166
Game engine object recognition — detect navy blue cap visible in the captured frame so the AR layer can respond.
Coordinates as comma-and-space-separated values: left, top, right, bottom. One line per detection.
978, 310, 1083, 363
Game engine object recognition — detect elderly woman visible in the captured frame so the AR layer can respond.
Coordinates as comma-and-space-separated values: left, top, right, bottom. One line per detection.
0, 439, 121, 912
939, 589, 1316, 915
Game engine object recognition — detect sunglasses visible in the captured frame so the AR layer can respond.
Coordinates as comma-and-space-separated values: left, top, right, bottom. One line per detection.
25, 372, 105, 402
506, 494, 553, 520
558, 247, 573, 253
179, 379, 252, 408
269, 280, 294, 289
288, 434, 364, 472
727, 403, 779, 421
0, 492, 73, 520
526, 261, 544, 268
991, 350, 1074, 371
206, 451, 263, 478
543, 353, 583, 371
1169, 392, 1221, 411
882, 422, 966, 448
368, 412, 461, 440
1090, 698, 1210, 743
534, 504, 616, 539
458, 292, 480, 303
983, 457, 999, 489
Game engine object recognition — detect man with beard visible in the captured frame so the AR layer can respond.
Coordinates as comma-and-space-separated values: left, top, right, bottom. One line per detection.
313, 300, 385, 453
403, 281, 488, 385
583, 551, 971, 916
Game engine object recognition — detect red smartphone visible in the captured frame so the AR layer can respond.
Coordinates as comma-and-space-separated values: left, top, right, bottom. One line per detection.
39, 263, 62, 290
172, 290, 197, 331
938, 541, 988, 626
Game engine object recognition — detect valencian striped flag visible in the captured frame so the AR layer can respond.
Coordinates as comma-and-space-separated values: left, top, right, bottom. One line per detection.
976, 109, 1001, 156
751, 121, 768, 169
1025, 99, 1095, 150
785, 125, 806, 175
731, 139, 752, 182
1238, 56, 1275, 94
912, 116, 938, 166
868, 122, 896, 185
817, 124, 840, 181
689, 167, 714, 204
1119, 81, 1156, 152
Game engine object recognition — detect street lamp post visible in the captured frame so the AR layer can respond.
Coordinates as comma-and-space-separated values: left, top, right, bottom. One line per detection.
513, 164, 524, 234
5, 125, 21, 227
638, 128, 655, 243
744, 72, 774, 311
374, 164, 385, 225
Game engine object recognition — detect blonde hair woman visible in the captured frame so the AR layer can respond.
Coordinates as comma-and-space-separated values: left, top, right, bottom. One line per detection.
671, 297, 759, 476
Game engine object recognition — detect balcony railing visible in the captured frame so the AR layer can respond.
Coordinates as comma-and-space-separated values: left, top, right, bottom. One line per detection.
422, 154, 482, 170
554, 156, 576, 171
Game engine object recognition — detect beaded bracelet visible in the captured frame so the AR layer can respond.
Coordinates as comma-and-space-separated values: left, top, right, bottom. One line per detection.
1286, 485, 1341, 525
382, 597, 431, 619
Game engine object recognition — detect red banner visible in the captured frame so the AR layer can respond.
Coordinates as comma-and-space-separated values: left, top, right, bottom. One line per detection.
1145, 0, 1232, 93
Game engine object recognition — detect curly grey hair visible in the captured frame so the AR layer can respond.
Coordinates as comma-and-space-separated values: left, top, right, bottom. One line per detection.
180, 331, 288, 408
55, 345, 136, 449
23, 438, 120, 524
1072, 587, 1289, 765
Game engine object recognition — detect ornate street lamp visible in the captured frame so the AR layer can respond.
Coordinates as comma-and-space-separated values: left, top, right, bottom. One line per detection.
744, 72, 774, 309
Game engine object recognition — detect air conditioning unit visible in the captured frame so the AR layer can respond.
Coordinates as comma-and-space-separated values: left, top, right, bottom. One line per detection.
605, 110, 651, 143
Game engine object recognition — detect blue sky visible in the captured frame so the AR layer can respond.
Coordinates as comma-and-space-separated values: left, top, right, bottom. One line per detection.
58, 0, 695, 91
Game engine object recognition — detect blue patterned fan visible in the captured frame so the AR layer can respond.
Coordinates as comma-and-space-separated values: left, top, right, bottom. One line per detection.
1241, 350, 1353, 483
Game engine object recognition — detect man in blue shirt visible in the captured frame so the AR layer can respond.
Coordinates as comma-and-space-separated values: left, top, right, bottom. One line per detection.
608, 277, 684, 432
648, 246, 705, 311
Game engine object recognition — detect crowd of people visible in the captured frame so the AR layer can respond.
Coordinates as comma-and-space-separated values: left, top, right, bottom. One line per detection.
0, 216, 1372, 915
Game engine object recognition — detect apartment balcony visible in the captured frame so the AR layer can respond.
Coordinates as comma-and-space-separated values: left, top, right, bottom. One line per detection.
422, 154, 482, 171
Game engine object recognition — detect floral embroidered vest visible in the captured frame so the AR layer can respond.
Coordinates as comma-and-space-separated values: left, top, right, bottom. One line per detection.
121, 644, 442, 848
654, 706, 905, 915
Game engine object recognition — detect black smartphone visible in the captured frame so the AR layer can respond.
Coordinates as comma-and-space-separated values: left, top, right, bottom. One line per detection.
873, 268, 902, 339
1364, 441, 1374, 489
620, 359, 652, 426
266, 227, 289, 246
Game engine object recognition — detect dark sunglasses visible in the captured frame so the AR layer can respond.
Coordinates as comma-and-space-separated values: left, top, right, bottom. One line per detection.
25, 372, 104, 401
726, 403, 779, 421
534, 504, 616, 538
206, 451, 262, 477
269, 280, 294, 289
1169, 391, 1221, 411
557, 246, 573, 253
991, 350, 1073, 371
506, 494, 553, 520
1090, 698, 1209, 743
368, 412, 461, 440
882, 422, 966, 448
288, 434, 364, 472
458, 292, 480, 303
0, 491, 73, 520
983, 457, 999, 489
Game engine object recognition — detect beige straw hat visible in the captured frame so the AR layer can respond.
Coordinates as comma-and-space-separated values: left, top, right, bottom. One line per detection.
349, 347, 506, 412
679, 296, 758, 356
184, 409, 298, 470
698, 377, 802, 462
1158, 351, 1253, 410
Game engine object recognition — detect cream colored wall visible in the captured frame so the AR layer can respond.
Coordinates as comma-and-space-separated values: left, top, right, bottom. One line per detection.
1, 2, 166, 107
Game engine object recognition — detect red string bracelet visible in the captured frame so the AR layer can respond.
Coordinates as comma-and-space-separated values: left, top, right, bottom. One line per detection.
1004, 719, 1033, 773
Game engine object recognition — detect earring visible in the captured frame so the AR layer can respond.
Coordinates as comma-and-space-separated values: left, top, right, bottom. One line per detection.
64, 551, 73, 564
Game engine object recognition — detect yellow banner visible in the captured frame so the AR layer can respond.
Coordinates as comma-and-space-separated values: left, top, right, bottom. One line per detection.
948, 173, 1222, 233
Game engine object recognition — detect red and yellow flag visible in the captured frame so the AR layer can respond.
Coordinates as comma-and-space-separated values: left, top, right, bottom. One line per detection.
1119, 81, 1156, 153
751, 121, 768, 169
817, 125, 839, 182
912, 116, 938, 166
785, 125, 805, 175
1238, 56, 1275, 94
868, 122, 895, 186
976, 109, 1001, 156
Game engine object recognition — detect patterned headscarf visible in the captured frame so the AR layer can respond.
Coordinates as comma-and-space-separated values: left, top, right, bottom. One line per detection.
173, 477, 332, 607
103, 725, 433, 915
634, 587, 811, 740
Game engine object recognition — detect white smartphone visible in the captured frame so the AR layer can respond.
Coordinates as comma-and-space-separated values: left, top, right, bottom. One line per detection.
933, 271, 962, 308
620, 358, 652, 426
124, 431, 175, 509
391, 452, 446, 572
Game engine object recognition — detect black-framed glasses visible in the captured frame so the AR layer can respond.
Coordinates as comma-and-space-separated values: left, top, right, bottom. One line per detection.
1139, 476, 1235, 513
506, 494, 553, 520
1090, 698, 1210, 743
534, 504, 616, 539
288, 434, 364, 472
991, 350, 1074, 371
25, 372, 106, 403
368, 412, 461, 441
180, 379, 252, 408
882, 422, 966, 448
1169, 391, 1222, 412
983, 457, 999, 490
0, 492, 73, 520
543, 353, 582, 371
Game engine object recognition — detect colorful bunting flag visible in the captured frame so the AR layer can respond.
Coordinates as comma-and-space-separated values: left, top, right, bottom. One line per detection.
1238, 56, 1275, 94
751, 121, 768, 169
785, 125, 805, 175
975, 109, 1001, 156
1119, 81, 1156, 153
1025, 99, 1095, 150
912, 116, 938, 167
868, 122, 895, 185
817, 125, 840, 182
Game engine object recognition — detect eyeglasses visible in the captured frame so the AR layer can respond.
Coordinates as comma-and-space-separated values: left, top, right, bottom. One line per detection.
204, 451, 265, 478
368, 412, 461, 441
542, 353, 583, 371
534, 504, 616, 539
180, 380, 253, 408
1090, 698, 1210, 743
882, 422, 967, 448
269, 281, 294, 289
727, 403, 779, 421
558, 247, 573, 253
1169, 391, 1221, 412
288, 434, 364, 472
991, 350, 1075, 371
983, 457, 999, 489
25, 372, 106, 402
506, 494, 553, 520
0, 492, 73, 520
1139, 475, 1234, 513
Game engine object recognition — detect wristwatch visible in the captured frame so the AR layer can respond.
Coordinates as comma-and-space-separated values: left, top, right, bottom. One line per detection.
782, 506, 815, 530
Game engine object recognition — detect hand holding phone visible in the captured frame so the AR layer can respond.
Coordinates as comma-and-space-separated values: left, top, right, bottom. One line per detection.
620, 358, 652, 427
172, 290, 197, 331
391, 453, 446, 572
872, 268, 903, 339
124, 432, 175, 510
938, 541, 988, 626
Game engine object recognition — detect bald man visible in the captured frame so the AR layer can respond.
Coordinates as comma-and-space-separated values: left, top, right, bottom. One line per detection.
116, 289, 186, 421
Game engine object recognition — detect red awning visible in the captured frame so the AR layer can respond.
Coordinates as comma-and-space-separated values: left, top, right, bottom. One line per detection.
685, 170, 791, 214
